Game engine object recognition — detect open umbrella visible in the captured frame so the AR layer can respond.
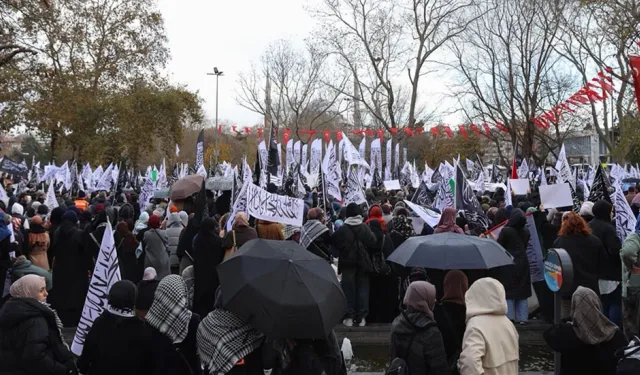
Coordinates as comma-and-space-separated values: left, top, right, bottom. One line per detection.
217, 239, 345, 339
169, 174, 204, 200
387, 232, 514, 270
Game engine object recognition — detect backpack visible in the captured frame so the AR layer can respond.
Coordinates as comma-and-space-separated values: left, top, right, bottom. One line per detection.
386, 313, 436, 375
617, 336, 640, 375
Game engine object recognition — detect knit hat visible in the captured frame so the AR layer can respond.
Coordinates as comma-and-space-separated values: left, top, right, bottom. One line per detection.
579, 201, 594, 217
37, 205, 49, 215
62, 210, 78, 223
78, 190, 86, 198
346, 203, 362, 218
108, 280, 137, 317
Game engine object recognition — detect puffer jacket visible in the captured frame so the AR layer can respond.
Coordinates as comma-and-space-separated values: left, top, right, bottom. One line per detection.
390, 309, 450, 375
458, 278, 519, 375
0, 297, 76, 375
165, 213, 184, 268
330, 216, 377, 272
589, 200, 622, 282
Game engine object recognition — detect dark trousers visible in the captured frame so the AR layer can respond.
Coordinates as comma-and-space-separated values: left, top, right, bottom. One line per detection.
601, 284, 622, 329
341, 267, 369, 322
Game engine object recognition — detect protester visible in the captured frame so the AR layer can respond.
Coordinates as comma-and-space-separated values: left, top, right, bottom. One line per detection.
390, 281, 450, 374
388, 212, 416, 248
26, 215, 50, 270
365, 205, 387, 232
11, 255, 52, 290
434, 270, 468, 366
256, 219, 284, 240
135, 269, 159, 320
553, 212, 605, 318
299, 208, 332, 262
115, 221, 142, 283
182, 266, 195, 310
192, 217, 224, 318
143, 214, 170, 280
621, 223, 640, 338
627, 186, 636, 206
0, 211, 13, 298
47, 210, 92, 327
434, 207, 464, 234
0, 274, 77, 374
579, 201, 594, 223
367, 219, 397, 323
332, 203, 378, 327
458, 277, 519, 375
543, 286, 627, 375
400, 268, 430, 309
222, 212, 257, 259
76, 280, 153, 375
166, 212, 185, 275
85, 209, 112, 260
497, 208, 531, 325
146, 275, 202, 375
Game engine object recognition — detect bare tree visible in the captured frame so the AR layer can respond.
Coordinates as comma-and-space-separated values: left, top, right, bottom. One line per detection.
310, 0, 474, 133
236, 39, 350, 144
451, 0, 580, 164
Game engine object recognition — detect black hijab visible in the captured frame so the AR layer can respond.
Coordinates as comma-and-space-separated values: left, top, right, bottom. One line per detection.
192, 217, 224, 318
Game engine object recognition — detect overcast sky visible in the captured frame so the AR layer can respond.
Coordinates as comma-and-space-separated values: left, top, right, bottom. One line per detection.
157, 0, 457, 127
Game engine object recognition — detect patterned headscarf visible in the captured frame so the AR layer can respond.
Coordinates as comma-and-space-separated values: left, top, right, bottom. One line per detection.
571, 286, 618, 345
145, 275, 193, 344
391, 215, 415, 238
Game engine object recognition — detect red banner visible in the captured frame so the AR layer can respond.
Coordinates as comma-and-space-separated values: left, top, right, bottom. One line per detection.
404, 128, 414, 137
232, 125, 237, 133
390, 128, 398, 135
323, 130, 331, 143
377, 129, 384, 141
430, 127, 439, 137
336, 130, 343, 141
283, 128, 291, 144
469, 124, 482, 137
443, 125, 453, 138
458, 125, 468, 140
364, 129, 374, 137
631, 55, 640, 111
217, 124, 222, 134
244, 127, 251, 135
482, 123, 491, 137
257, 127, 263, 140
415, 127, 423, 136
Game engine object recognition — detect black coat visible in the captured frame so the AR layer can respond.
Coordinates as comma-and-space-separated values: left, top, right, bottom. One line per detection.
76, 311, 152, 375
306, 231, 333, 262
193, 219, 224, 319
497, 210, 532, 300
390, 309, 450, 375
543, 323, 627, 375
589, 200, 622, 282
270, 331, 346, 375
368, 222, 399, 324
150, 314, 202, 375
433, 302, 466, 365
0, 297, 76, 375
553, 234, 604, 298
331, 220, 377, 272
47, 221, 93, 326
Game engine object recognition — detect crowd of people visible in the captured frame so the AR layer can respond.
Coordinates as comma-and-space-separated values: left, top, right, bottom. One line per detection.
0, 174, 639, 375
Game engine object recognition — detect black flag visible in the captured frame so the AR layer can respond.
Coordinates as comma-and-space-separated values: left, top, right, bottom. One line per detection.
455, 165, 490, 232
195, 129, 204, 170
411, 181, 433, 206
588, 164, 612, 204
490, 159, 500, 183
193, 178, 209, 225
431, 167, 442, 184
371, 167, 384, 190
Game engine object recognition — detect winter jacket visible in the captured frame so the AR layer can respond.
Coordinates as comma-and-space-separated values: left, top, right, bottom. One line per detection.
330, 216, 377, 272
143, 229, 170, 280
11, 259, 52, 291
150, 314, 202, 375
0, 297, 76, 375
222, 225, 258, 252
433, 302, 466, 366
76, 311, 153, 375
458, 278, 519, 375
390, 309, 450, 375
621, 233, 640, 298
497, 210, 532, 300
588, 200, 622, 282
553, 234, 604, 298
166, 214, 184, 268
543, 323, 626, 375
270, 331, 346, 375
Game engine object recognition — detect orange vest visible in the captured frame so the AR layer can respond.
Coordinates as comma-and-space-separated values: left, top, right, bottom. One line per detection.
74, 199, 89, 211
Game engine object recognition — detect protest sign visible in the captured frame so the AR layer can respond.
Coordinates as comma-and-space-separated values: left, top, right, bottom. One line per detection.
384, 180, 401, 190
539, 183, 573, 209
509, 179, 530, 195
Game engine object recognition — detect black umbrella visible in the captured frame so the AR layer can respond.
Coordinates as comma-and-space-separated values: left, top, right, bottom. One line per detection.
387, 232, 514, 270
217, 239, 346, 339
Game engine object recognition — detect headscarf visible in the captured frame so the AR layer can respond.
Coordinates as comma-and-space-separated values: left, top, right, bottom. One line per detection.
182, 265, 195, 310
300, 219, 329, 249
400, 267, 430, 304
434, 207, 463, 234
116, 221, 138, 249
11, 202, 24, 216
178, 211, 189, 227
257, 220, 284, 240
145, 275, 193, 344
365, 205, 387, 232
134, 212, 149, 234
571, 286, 618, 345
10, 274, 46, 299
148, 214, 161, 230
403, 281, 437, 318
442, 270, 469, 305
391, 215, 415, 238
0, 212, 11, 242
233, 212, 249, 230
107, 280, 137, 318
143, 267, 157, 281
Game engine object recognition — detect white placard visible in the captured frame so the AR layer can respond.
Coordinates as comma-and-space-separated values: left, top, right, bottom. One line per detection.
539, 183, 573, 209
404, 200, 441, 228
72, 220, 120, 355
384, 180, 401, 190
246, 183, 304, 226
509, 179, 530, 195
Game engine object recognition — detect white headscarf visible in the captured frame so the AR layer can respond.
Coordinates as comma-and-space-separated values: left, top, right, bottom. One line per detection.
11, 203, 24, 216
143, 267, 157, 281
134, 212, 149, 234
10, 274, 45, 299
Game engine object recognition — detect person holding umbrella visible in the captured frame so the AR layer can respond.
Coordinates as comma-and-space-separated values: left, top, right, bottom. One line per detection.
331, 203, 378, 327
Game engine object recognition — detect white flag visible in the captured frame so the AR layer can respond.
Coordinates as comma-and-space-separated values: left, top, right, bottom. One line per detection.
227, 157, 253, 232
322, 140, 342, 201
385, 139, 392, 180
44, 181, 58, 209
157, 159, 168, 190
0, 184, 8, 206
301, 144, 308, 172
96, 164, 114, 191
342, 136, 369, 169
345, 167, 366, 205
370, 139, 382, 172
196, 164, 207, 178
555, 144, 574, 189
72, 219, 120, 355
175, 144, 180, 157
286, 139, 294, 175
139, 177, 154, 212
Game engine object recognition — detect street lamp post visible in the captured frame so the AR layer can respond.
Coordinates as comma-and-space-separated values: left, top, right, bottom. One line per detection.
206, 67, 224, 166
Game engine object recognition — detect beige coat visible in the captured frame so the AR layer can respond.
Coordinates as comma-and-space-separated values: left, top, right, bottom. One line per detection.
458, 278, 519, 375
